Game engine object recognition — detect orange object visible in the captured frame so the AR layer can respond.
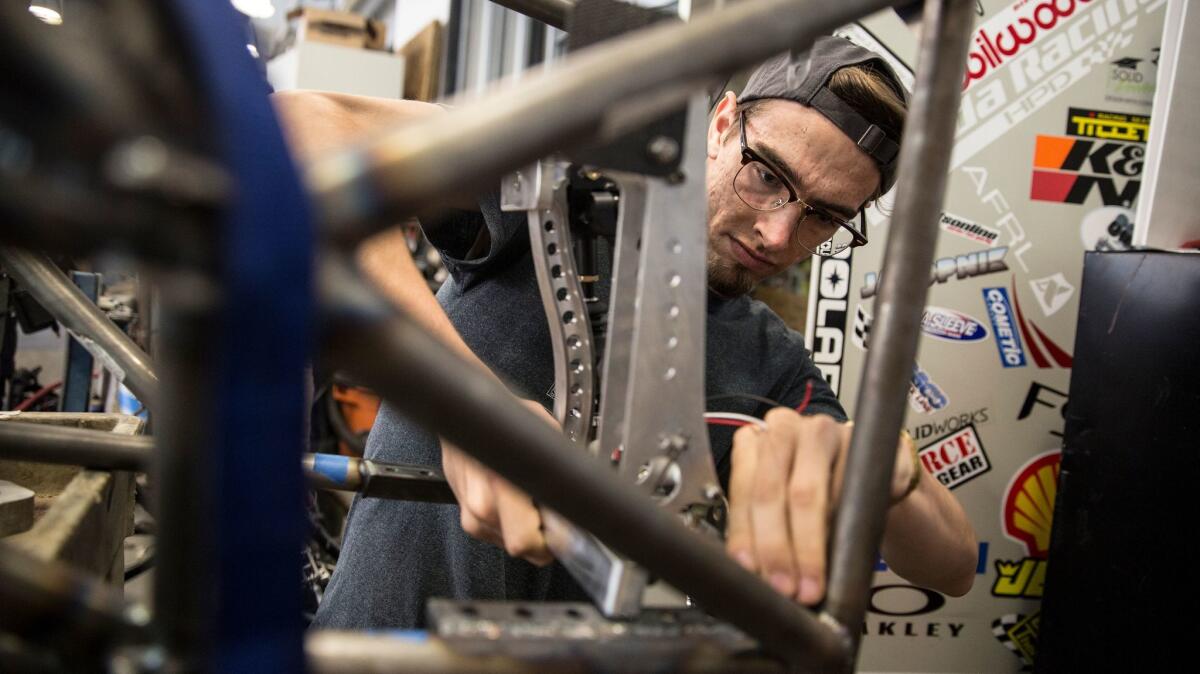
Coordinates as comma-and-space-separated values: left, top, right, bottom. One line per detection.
331, 384, 381, 456
1032, 135, 1074, 170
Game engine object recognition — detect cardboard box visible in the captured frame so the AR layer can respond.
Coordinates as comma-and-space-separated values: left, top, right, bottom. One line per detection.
287, 7, 387, 51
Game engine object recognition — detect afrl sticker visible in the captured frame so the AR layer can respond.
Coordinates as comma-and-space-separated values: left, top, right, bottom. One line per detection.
918, 423, 992, 490
982, 287, 1027, 368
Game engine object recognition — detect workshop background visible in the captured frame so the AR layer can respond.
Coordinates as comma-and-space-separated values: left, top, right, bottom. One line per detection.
4, 0, 1193, 672
809, 1, 1168, 671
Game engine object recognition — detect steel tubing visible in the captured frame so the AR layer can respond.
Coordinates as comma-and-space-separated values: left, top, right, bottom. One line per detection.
0, 248, 160, 407
319, 257, 848, 668
490, 0, 573, 29
310, 0, 899, 246
823, 0, 978, 658
0, 421, 153, 471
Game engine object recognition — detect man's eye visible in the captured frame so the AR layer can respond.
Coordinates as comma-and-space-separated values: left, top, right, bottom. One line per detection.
755, 166, 779, 186
807, 208, 837, 229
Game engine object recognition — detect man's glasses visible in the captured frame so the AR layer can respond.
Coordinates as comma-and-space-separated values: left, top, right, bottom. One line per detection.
733, 110, 868, 257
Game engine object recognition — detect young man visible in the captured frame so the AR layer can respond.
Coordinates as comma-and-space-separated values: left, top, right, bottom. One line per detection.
277, 36, 977, 631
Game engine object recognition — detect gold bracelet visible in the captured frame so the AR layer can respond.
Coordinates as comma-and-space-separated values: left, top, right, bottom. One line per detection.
895, 430, 922, 504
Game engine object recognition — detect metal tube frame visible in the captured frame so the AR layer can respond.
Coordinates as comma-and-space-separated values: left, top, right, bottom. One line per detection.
0, 0, 976, 670
824, 0, 977, 642
0, 248, 160, 407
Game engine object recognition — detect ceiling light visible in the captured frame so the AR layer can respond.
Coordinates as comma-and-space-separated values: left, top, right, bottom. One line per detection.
28, 0, 63, 25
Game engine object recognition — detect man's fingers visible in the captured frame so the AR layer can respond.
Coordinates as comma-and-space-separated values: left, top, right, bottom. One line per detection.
493, 476, 552, 566
786, 414, 843, 605
752, 409, 802, 598
727, 425, 762, 573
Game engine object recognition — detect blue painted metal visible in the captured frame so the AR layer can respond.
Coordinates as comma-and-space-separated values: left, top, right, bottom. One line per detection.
59, 271, 100, 412
159, 2, 312, 671
312, 453, 352, 485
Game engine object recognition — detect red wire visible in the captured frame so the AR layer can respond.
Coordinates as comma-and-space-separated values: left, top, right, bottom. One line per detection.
705, 418, 753, 428
794, 380, 814, 414
13, 381, 62, 412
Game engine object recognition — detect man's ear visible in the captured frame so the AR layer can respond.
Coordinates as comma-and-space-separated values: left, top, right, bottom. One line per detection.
707, 91, 738, 160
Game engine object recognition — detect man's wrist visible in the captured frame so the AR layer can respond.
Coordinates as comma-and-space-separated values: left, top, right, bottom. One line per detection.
894, 430, 922, 504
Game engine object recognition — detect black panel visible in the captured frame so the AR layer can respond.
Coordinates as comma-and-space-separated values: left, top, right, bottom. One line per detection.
1036, 251, 1200, 673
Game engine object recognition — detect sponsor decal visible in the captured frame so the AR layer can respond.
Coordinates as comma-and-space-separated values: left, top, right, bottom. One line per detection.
1008, 276, 1074, 368
1030, 134, 1144, 207
921, 307, 989, 342
861, 246, 1009, 299
1080, 206, 1135, 250
963, 166, 1033, 272
863, 585, 965, 639
918, 423, 993, 490
1028, 272, 1075, 316
982, 287, 1028, 367
851, 304, 872, 351
910, 407, 990, 441
1066, 106, 1150, 142
993, 450, 1062, 600
940, 210, 1000, 245
993, 612, 1039, 670
1105, 52, 1157, 107
806, 248, 851, 394
909, 363, 949, 414
1017, 380, 1068, 438
954, 0, 1162, 170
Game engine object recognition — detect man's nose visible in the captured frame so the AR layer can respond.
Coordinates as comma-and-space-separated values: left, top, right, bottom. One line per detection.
753, 207, 797, 251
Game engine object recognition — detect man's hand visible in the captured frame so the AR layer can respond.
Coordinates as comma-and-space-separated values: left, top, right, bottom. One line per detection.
441, 400, 557, 566
725, 409, 918, 605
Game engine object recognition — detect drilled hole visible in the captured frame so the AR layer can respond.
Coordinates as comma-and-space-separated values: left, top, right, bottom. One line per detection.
544, 220, 554, 232
514, 607, 533, 619
562, 311, 575, 324
566, 335, 581, 349
551, 265, 562, 278
557, 288, 568, 301
460, 606, 479, 616
547, 242, 557, 255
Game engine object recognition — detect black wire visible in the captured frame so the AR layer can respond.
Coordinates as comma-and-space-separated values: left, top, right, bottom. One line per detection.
706, 393, 784, 409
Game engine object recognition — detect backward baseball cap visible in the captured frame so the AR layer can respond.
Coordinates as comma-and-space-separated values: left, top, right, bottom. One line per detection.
738, 35, 908, 194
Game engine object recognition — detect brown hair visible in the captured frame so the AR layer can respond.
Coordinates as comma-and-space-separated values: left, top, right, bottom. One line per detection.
828, 64, 907, 200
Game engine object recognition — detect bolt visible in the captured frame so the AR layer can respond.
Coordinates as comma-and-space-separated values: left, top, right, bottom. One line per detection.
703, 483, 722, 502
647, 135, 680, 165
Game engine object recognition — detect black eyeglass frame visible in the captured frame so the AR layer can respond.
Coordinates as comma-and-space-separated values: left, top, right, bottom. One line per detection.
734, 110, 869, 254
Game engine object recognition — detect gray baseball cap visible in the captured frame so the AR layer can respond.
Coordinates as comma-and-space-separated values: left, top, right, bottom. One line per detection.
739, 36, 908, 194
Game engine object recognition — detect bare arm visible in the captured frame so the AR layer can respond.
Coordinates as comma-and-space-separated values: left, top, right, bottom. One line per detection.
273, 90, 553, 565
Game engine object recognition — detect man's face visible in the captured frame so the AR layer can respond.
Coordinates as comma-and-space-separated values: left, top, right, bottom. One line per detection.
704, 95, 880, 297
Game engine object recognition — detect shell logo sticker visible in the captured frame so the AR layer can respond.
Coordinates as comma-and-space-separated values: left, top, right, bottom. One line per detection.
992, 450, 1061, 600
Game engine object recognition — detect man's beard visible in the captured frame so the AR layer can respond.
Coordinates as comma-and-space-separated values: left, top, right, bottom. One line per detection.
706, 246, 755, 297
